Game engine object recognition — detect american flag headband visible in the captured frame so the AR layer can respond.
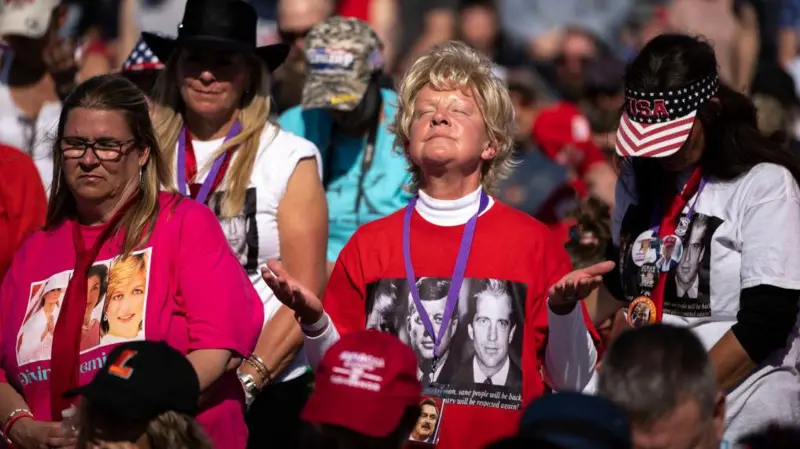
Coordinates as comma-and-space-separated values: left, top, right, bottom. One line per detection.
623, 75, 720, 124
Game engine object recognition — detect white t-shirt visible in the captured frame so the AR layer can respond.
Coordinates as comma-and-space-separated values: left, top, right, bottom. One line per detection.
176, 121, 323, 383
549, 162, 800, 442
0, 84, 60, 193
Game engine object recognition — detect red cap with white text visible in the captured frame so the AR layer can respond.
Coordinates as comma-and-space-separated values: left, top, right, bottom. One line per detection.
301, 330, 421, 437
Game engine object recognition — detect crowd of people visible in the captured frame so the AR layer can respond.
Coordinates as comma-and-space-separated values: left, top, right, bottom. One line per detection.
0, 0, 800, 448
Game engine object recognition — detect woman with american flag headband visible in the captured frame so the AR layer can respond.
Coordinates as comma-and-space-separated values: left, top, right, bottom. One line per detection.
546, 33, 800, 444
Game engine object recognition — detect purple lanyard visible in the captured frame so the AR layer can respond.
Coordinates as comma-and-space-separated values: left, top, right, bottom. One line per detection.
402, 190, 489, 359
176, 120, 243, 204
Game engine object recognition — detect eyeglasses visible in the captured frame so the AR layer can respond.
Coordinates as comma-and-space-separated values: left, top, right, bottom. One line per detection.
59, 138, 136, 162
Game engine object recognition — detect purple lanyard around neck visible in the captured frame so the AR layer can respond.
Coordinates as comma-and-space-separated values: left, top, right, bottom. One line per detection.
176, 120, 243, 204
402, 190, 490, 359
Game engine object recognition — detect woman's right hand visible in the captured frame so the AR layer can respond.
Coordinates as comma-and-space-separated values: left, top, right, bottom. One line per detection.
548, 261, 616, 308
9, 417, 77, 449
261, 259, 324, 326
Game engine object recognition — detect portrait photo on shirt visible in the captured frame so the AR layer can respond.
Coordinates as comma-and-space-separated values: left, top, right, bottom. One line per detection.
618, 206, 722, 317
365, 277, 526, 410
408, 396, 445, 445
15, 249, 152, 367
206, 188, 259, 274
663, 213, 722, 317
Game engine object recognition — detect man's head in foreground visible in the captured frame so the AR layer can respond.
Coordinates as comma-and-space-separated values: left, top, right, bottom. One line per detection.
598, 324, 725, 449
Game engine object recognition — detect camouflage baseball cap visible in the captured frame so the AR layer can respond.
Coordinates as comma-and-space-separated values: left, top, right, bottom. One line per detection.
302, 17, 384, 111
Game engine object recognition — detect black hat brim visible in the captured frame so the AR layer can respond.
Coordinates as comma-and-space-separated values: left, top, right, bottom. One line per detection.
141, 32, 289, 73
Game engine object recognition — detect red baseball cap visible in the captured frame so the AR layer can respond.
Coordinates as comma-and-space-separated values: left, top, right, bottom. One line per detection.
532, 102, 606, 177
301, 330, 422, 437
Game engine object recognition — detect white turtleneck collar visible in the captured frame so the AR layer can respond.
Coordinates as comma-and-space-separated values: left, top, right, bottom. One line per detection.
415, 187, 495, 227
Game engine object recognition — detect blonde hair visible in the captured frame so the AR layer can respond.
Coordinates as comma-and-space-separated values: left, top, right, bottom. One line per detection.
45, 75, 174, 257
391, 41, 516, 193
146, 411, 214, 449
150, 50, 272, 218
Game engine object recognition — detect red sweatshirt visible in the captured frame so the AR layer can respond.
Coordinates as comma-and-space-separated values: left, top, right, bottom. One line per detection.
323, 200, 596, 449
0, 145, 46, 282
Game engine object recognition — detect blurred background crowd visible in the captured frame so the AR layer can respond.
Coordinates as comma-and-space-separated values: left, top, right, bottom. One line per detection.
7, 0, 800, 245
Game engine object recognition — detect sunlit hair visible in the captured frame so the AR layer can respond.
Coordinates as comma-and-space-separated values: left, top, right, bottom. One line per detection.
77, 405, 213, 449
150, 50, 272, 218
102, 252, 148, 335
45, 75, 173, 256
391, 41, 516, 193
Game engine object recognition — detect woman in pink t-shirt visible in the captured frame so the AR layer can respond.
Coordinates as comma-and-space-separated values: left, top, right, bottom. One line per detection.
0, 74, 263, 449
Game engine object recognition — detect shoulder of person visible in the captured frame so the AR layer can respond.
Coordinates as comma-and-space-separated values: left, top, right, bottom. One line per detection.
256, 122, 320, 160
730, 162, 800, 205
156, 192, 219, 232
347, 207, 406, 246
489, 199, 555, 236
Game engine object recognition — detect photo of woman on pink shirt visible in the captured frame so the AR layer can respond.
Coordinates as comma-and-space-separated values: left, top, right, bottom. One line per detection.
100, 251, 149, 344
80, 264, 108, 351
16, 271, 70, 365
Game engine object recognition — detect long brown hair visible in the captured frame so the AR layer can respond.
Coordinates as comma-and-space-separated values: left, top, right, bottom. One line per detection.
45, 74, 174, 256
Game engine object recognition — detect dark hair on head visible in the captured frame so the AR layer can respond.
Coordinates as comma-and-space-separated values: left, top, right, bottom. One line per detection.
621, 34, 800, 213
300, 405, 421, 449
87, 264, 109, 307
420, 397, 436, 408
598, 324, 718, 426
565, 197, 612, 269
415, 278, 450, 302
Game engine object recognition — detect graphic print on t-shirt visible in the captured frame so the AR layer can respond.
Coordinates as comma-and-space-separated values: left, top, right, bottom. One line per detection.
618, 206, 722, 317
663, 213, 722, 317
207, 188, 259, 274
365, 277, 527, 410
16, 248, 152, 366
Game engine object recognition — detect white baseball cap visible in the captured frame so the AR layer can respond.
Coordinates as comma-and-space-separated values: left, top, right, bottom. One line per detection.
0, 0, 60, 39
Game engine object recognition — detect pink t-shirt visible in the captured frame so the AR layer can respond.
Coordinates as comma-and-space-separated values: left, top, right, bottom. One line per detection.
0, 192, 263, 449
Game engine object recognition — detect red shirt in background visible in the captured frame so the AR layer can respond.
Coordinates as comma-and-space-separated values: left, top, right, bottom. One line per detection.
0, 145, 46, 282
337, 0, 371, 21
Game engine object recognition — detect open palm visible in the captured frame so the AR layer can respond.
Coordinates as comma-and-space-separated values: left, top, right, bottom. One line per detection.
261, 259, 324, 325
549, 261, 615, 306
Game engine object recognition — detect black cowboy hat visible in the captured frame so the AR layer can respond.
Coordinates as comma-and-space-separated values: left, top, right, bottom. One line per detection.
141, 0, 289, 73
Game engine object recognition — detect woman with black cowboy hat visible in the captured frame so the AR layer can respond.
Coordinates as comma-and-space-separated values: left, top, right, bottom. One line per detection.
144, 0, 328, 448
545, 34, 800, 444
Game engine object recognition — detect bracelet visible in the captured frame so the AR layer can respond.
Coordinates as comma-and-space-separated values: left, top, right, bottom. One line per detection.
300, 312, 328, 333
245, 354, 274, 386
2, 408, 33, 446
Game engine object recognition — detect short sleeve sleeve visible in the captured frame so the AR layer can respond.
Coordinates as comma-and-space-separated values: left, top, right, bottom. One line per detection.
177, 203, 263, 357
740, 166, 800, 290
262, 129, 323, 201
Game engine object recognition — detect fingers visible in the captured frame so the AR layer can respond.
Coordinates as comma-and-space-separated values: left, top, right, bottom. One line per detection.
266, 259, 289, 279
582, 260, 616, 276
